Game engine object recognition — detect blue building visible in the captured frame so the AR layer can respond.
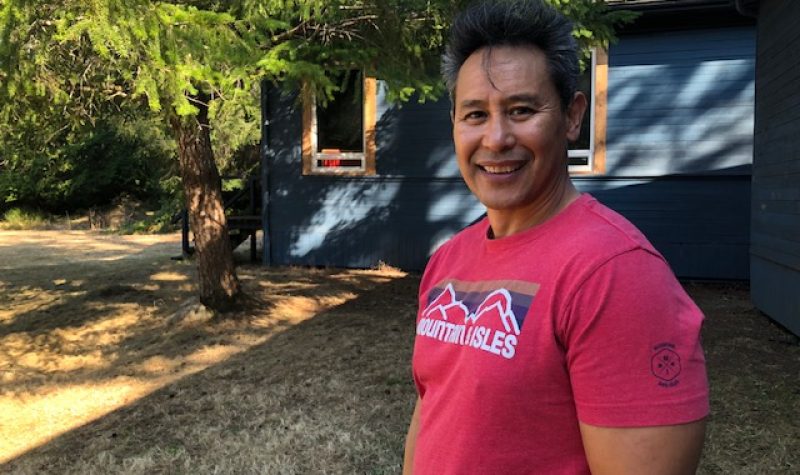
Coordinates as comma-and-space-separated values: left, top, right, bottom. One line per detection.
259, 0, 757, 282
741, 0, 800, 335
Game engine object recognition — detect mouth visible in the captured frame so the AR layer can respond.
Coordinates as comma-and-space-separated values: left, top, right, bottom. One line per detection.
478, 162, 527, 175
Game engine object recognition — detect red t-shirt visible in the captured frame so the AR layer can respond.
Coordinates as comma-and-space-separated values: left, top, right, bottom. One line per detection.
412, 194, 709, 474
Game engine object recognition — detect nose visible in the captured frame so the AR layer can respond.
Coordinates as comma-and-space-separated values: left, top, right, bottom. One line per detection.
481, 115, 516, 152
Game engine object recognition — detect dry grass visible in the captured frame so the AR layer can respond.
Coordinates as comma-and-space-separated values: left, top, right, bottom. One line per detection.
0, 231, 798, 474
689, 282, 800, 474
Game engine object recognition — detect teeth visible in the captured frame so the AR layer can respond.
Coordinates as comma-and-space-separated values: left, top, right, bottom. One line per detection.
483, 164, 522, 174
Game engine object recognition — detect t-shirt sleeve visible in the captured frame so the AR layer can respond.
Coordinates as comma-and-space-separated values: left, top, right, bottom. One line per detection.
561, 248, 709, 427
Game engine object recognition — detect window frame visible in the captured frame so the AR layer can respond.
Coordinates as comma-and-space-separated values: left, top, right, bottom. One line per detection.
569, 48, 608, 175
301, 75, 377, 176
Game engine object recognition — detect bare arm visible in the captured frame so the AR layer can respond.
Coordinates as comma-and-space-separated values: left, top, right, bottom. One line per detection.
579, 419, 706, 475
402, 397, 422, 475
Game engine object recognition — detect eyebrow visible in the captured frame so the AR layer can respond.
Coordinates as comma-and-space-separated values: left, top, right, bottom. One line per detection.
458, 99, 485, 110
506, 93, 544, 106
457, 93, 545, 110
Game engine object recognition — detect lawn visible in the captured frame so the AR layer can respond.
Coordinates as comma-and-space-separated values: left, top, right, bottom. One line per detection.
0, 231, 797, 474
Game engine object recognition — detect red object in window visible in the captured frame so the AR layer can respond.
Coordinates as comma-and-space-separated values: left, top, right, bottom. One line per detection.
321, 159, 341, 167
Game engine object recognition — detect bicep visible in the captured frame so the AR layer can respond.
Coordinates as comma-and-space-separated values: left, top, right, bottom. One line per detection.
579, 419, 706, 475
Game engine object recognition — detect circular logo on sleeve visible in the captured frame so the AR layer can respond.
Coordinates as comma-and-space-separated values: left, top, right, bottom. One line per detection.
651, 348, 681, 382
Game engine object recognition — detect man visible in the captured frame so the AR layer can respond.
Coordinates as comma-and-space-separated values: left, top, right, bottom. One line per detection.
403, 1, 709, 474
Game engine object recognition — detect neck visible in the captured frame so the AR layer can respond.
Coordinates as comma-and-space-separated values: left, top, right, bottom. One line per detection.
487, 180, 580, 239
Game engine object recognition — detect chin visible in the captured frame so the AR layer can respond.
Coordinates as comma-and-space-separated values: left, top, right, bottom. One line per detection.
478, 195, 535, 212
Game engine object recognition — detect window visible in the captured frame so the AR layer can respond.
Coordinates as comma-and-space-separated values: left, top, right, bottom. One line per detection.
568, 48, 607, 175
302, 71, 377, 175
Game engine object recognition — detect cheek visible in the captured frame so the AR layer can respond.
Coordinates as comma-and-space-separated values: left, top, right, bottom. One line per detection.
453, 128, 480, 157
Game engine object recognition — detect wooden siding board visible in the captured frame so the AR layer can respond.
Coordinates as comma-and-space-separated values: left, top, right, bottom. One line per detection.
751, 234, 800, 267
756, 54, 800, 89
756, 1, 800, 52
607, 89, 754, 105
610, 66, 754, 83
607, 105, 753, 126
751, 256, 800, 336
752, 154, 800, 171
757, 78, 800, 111
610, 29, 754, 53
609, 131, 753, 144
751, 199, 800, 217
750, 140, 800, 166
757, 105, 800, 132
751, 213, 800, 243
755, 166, 800, 181
759, 97, 800, 127
755, 185, 800, 203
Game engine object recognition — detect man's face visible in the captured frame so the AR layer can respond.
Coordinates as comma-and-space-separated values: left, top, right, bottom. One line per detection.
452, 45, 584, 217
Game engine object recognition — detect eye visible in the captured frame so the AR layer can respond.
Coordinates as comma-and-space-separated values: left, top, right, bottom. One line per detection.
509, 106, 535, 119
462, 110, 487, 123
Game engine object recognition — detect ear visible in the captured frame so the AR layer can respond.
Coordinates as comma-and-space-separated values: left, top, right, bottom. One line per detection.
565, 91, 588, 142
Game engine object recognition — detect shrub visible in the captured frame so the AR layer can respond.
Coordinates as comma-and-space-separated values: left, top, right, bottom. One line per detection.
0, 208, 50, 230
0, 112, 176, 214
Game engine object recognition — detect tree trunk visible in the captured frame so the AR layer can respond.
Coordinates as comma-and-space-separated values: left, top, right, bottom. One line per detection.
171, 98, 240, 312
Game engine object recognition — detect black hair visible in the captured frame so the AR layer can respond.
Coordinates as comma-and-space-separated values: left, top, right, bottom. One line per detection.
442, 0, 579, 110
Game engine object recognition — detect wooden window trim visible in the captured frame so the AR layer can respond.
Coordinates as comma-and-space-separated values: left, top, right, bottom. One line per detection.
570, 48, 608, 176
301, 76, 377, 176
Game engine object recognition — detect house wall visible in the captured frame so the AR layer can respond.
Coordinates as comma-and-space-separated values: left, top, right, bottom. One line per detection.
590, 25, 755, 279
263, 25, 755, 279
750, 0, 800, 335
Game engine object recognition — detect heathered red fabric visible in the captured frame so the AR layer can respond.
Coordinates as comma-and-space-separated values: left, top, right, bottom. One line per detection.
412, 194, 709, 474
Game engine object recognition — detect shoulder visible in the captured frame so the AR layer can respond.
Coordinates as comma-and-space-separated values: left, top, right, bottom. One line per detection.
558, 195, 666, 273
573, 195, 657, 253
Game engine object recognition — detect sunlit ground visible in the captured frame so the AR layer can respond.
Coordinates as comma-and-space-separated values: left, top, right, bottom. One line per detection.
0, 231, 180, 270
0, 230, 404, 464
3, 232, 797, 474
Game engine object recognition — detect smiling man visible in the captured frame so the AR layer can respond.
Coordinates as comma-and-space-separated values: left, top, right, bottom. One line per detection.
403, 1, 709, 474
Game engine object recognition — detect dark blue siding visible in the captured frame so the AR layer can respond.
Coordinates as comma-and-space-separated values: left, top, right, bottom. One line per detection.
750, 0, 800, 335
264, 25, 755, 279
606, 27, 755, 176
266, 89, 481, 270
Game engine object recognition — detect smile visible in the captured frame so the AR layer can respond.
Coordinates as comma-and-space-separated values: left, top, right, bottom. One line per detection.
479, 162, 526, 175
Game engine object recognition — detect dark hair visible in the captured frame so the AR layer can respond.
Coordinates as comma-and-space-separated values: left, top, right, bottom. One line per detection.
442, 0, 579, 110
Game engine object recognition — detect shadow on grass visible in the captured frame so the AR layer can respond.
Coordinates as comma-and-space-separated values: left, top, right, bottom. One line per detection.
2, 272, 421, 474
0, 254, 402, 393
4, 278, 799, 474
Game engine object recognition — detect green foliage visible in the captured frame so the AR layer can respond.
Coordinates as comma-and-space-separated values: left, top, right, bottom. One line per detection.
209, 80, 262, 176
0, 208, 50, 230
222, 178, 245, 192
118, 210, 177, 234
115, 173, 185, 234
0, 0, 632, 212
0, 111, 175, 213
547, 0, 638, 67
1, 0, 633, 136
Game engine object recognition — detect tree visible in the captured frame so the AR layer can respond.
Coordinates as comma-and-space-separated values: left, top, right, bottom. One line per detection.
0, 0, 632, 312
